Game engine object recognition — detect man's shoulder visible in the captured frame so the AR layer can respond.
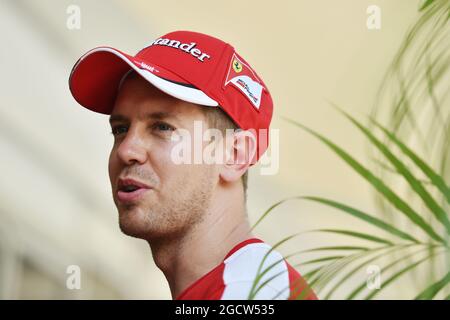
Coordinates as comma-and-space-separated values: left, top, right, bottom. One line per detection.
223, 239, 318, 300
222, 240, 294, 299
177, 238, 317, 300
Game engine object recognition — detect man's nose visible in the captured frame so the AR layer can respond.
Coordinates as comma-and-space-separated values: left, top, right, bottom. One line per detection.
116, 128, 148, 165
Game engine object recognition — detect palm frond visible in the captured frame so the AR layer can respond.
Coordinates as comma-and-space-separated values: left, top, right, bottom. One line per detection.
283, 117, 445, 244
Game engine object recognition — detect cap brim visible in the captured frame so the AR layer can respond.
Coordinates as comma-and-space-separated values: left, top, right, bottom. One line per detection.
69, 47, 218, 114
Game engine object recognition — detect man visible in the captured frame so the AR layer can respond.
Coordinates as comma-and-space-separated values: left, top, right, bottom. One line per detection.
69, 30, 316, 300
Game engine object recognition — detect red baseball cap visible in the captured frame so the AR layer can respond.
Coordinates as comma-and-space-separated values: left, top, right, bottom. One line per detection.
69, 30, 273, 162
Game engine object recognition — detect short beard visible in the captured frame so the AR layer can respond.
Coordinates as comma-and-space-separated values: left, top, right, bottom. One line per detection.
118, 169, 214, 243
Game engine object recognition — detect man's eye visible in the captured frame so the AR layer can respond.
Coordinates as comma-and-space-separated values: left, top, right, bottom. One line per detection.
111, 125, 128, 136
153, 122, 175, 132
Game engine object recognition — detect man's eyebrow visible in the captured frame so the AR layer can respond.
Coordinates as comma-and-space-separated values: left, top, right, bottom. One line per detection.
109, 114, 128, 124
147, 111, 178, 121
109, 111, 178, 124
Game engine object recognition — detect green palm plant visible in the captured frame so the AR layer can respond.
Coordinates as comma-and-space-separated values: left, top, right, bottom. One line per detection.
248, 0, 449, 299
369, 0, 450, 294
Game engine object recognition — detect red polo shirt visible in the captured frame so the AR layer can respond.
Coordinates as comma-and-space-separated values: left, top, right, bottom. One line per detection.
176, 238, 317, 300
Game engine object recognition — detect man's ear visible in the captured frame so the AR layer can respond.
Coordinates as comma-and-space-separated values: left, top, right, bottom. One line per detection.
219, 130, 257, 183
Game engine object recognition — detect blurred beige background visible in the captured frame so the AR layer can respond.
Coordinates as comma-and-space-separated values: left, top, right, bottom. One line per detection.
0, 0, 421, 299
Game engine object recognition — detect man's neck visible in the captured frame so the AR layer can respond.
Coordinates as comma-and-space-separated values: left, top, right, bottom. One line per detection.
148, 189, 254, 299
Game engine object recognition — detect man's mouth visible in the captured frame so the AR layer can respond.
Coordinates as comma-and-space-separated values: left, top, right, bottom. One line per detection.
117, 178, 152, 203
120, 185, 141, 193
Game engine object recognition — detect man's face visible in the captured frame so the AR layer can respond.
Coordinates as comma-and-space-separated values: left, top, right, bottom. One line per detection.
108, 73, 216, 241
